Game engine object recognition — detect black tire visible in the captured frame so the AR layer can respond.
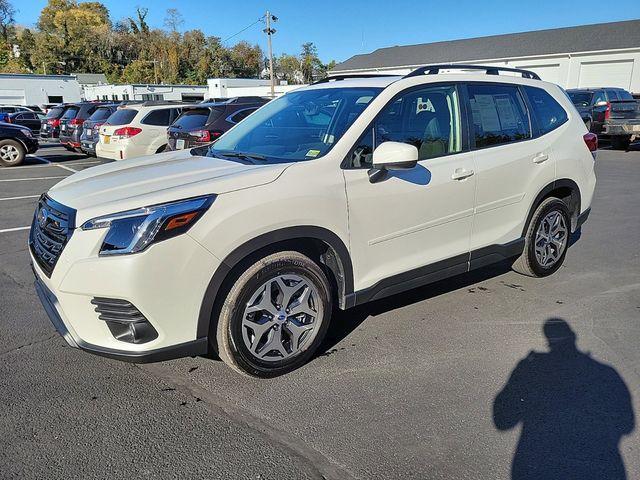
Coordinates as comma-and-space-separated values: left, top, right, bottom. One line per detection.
214, 251, 333, 377
611, 136, 631, 151
63, 144, 75, 152
0, 139, 26, 167
513, 197, 571, 277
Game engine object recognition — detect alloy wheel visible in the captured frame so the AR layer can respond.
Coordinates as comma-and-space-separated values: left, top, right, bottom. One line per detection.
534, 210, 568, 268
0, 144, 20, 163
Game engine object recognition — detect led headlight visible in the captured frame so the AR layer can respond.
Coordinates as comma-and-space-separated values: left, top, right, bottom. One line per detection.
81, 195, 215, 256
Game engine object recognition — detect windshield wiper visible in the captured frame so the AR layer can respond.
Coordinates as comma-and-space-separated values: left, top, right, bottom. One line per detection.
217, 151, 266, 161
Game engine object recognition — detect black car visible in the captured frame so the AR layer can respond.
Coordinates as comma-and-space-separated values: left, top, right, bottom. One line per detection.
80, 104, 119, 156
0, 123, 39, 167
5, 111, 46, 134
59, 102, 109, 152
40, 104, 71, 141
166, 97, 269, 150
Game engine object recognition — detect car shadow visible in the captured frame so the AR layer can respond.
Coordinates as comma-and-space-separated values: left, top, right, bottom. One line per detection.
493, 318, 635, 479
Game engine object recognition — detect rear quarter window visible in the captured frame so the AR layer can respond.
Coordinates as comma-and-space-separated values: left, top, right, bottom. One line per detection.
106, 109, 138, 126
141, 108, 172, 126
523, 86, 568, 136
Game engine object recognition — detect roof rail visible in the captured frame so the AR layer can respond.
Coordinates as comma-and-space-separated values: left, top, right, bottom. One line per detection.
403, 64, 541, 80
139, 100, 186, 107
312, 73, 398, 85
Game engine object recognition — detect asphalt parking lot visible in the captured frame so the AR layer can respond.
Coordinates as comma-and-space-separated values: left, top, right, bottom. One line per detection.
1, 142, 639, 479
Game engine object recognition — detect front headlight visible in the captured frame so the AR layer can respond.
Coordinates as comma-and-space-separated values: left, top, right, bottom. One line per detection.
22, 129, 33, 137
81, 195, 215, 256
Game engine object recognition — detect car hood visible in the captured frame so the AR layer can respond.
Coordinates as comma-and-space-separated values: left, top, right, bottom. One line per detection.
48, 149, 290, 223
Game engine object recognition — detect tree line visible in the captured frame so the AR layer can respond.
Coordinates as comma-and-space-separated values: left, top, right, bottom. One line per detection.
0, 0, 335, 84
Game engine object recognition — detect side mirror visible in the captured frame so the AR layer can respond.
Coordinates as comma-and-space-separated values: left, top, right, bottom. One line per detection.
369, 141, 418, 183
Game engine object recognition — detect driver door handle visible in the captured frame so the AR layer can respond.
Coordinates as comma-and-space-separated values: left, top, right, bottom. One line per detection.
451, 168, 475, 181
533, 153, 549, 164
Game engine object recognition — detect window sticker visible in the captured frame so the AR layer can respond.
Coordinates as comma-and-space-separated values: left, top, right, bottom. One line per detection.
494, 94, 518, 129
306, 149, 321, 157
474, 94, 501, 131
416, 97, 435, 114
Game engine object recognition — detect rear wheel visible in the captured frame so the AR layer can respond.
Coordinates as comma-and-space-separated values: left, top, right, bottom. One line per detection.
0, 139, 26, 167
611, 136, 631, 151
513, 198, 571, 277
214, 251, 333, 377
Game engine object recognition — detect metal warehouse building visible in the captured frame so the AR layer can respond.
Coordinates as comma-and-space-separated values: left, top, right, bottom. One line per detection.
0, 73, 82, 105
331, 20, 640, 92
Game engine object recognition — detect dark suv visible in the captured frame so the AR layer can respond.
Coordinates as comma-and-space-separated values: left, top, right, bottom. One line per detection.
59, 102, 109, 151
79, 104, 119, 156
40, 104, 70, 141
166, 97, 269, 150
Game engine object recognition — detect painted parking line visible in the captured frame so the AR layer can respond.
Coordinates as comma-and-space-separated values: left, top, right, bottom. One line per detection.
55, 163, 78, 173
0, 176, 67, 182
0, 226, 30, 234
0, 195, 40, 201
6, 160, 101, 170
25, 154, 78, 173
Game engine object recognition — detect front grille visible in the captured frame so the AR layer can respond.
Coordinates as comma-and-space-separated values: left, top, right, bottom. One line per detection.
29, 195, 76, 277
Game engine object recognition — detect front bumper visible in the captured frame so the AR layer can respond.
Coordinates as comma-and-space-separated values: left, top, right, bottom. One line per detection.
23, 137, 39, 154
34, 274, 208, 362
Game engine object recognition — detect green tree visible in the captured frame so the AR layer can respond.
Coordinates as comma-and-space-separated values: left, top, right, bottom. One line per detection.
300, 42, 323, 82
0, 0, 16, 43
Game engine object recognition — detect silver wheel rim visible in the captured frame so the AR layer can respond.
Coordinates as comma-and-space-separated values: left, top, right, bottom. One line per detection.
241, 273, 322, 363
0, 144, 20, 163
534, 210, 568, 268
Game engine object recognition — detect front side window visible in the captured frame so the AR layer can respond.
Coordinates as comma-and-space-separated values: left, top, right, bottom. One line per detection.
524, 86, 568, 135
467, 84, 530, 148
568, 91, 593, 107
209, 87, 381, 163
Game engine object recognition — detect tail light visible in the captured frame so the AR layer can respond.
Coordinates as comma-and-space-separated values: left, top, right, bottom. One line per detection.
583, 133, 598, 152
604, 102, 611, 120
47, 118, 61, 127
69, 118, 84, 126
191, 130, 211, 142
113, 127, 142, 138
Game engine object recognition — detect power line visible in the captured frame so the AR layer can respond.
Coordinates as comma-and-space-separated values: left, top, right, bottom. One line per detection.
222, 16, 265, 44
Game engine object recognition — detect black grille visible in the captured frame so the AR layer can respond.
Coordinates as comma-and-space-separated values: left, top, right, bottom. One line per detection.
91, 297, 147, 323
29, 195, 76, 277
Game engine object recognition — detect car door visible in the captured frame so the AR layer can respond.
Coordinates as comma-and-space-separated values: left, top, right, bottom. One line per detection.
343, 83, 475, 293
466, 83, 556, 254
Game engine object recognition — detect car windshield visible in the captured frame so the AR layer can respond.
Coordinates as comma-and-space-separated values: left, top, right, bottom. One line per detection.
568, 91, 593, 107
207, 87, 382, 163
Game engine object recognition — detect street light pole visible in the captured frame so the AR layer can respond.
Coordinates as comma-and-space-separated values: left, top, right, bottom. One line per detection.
264, 11, 277, 98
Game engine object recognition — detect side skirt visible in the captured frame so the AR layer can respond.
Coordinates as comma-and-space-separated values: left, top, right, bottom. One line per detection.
346, 238, 525, 307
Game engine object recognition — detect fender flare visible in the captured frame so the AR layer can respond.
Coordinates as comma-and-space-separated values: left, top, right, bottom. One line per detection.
522, 178, 581, 237
196, 226, 354, 338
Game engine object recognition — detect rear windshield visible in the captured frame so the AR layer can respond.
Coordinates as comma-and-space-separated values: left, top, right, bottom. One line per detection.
46, 107, 65, 119
567, 91, 593, 107
106, 108, 138, 126
61, 107, 79, 119
617, 90, 634, 101
88, 107, 114, 122
173, 107, 224, 129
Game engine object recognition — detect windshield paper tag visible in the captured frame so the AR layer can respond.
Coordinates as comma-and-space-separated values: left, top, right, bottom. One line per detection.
306, 149, 320, 157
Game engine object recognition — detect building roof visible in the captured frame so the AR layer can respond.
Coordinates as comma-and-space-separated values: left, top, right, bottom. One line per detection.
0, 73, 76, 80
333, 19, 640, 72
72, 73, 108, 85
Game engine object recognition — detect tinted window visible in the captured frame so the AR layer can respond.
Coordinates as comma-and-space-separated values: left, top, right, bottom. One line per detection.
617, 90, 634, 101
61, 107, 79, 120
173, 109, 211, 129
568, 91, 593, 107
46, 107, 65, 119
230, 108, 257, 123
142, 108, 171, 126
106, 109, 138, 126
20, 112, 37, 120
89, 107, 114, 122
467, 84, 530, 148
606, 90, 619, 102
376, 84, 462, 160
524, 86, 568, 135
593, 91, 607, 105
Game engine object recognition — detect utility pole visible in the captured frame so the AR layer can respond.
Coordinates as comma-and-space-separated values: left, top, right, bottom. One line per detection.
264, 11, 277, 98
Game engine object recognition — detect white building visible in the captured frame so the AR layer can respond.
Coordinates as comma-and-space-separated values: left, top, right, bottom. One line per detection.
83, 83, 208, 102
0, 73, 82, 105
331, 20, 640, 93
207, 78, 303, 99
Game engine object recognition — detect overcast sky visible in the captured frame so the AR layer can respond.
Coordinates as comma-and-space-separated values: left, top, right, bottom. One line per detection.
14, 0, 640, 63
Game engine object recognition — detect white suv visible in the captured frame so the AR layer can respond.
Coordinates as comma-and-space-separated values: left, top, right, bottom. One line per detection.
96, 102, 189, 160
30, 65, 596, 377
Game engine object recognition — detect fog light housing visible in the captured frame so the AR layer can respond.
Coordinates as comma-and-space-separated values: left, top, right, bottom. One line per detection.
91, 297, 158, 344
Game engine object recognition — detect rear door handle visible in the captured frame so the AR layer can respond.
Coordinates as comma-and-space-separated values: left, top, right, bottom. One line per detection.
533, 153, 549, 164
451, 168, 475, 181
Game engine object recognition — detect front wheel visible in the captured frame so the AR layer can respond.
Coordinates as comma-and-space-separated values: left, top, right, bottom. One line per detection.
513, 198, 571, 277
214, 251, 333, 377
0, 139, 26, 167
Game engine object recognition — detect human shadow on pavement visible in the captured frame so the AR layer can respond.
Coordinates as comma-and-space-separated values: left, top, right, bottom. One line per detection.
493, 318, 634, 480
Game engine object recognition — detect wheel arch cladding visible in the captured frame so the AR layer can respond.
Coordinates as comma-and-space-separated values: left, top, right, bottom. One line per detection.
196, 226, 354, 338
523, 179, 581, 236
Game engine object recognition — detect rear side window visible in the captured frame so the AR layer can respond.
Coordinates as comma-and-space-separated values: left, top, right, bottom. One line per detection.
106, 109, 138, 126
46, 107, 65, 119
524, 86, 568, 136
89, 107, 114, 122
173, 108, 211, 129
61, 107, 79, 119
467, 84, 531, 148
142, 108, 172, 126
229, 108, 257, 124
606, 90, 620, 102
